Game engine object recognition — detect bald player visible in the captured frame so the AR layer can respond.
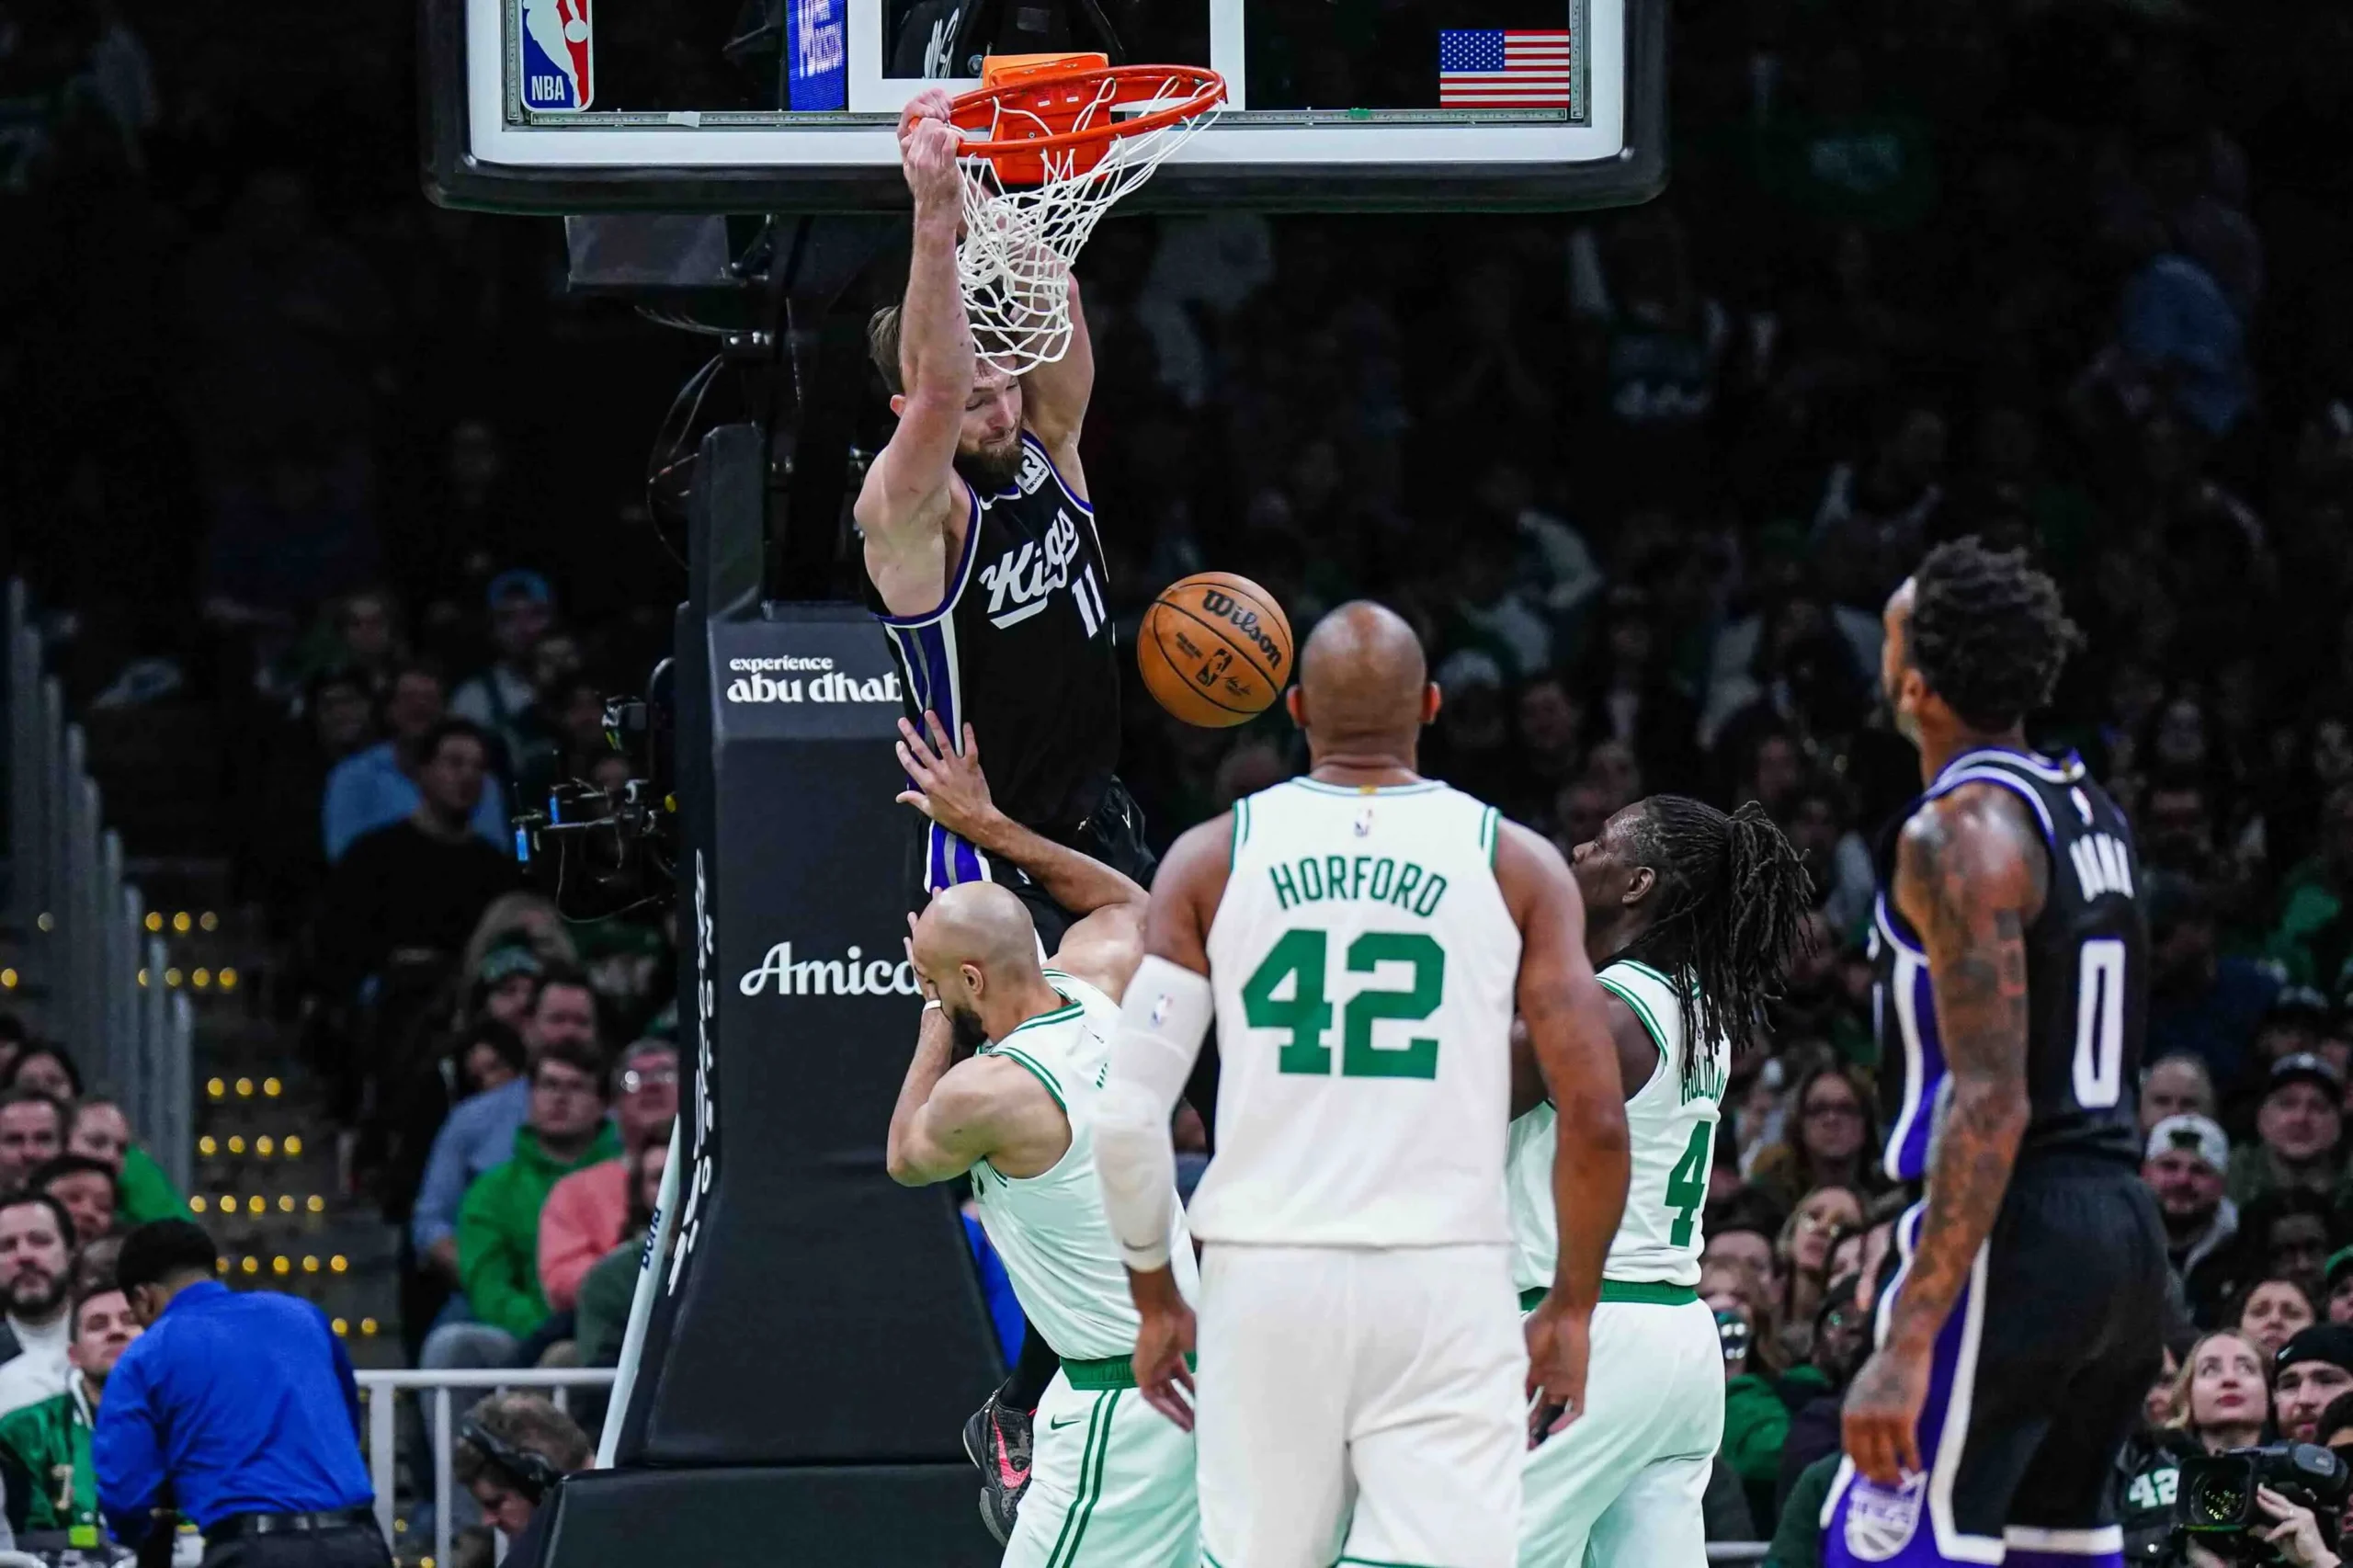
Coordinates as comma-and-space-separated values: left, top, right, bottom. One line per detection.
1091, 600, 1634, 1568
887, 878, 1199, 1568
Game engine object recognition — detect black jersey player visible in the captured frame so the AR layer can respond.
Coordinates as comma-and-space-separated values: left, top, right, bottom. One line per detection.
856, 89, 1158, 1542
1825, 540, 2167, 1568
857, 90, 1149, 955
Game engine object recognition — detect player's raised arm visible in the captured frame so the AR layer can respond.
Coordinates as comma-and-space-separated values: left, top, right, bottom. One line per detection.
1843, 784, 2041, 1483
896, 713, 1145, 924
886, 1009, 1028, 1186
1495, 819, 1631, 1433
1019, 272, 1094, 494
858, 92, 977, 561
1094, 814, 1232, 1428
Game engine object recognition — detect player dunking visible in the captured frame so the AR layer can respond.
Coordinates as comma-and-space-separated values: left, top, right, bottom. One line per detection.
1824, 540, 2167, 1567
858, 90, 1157, 1522
1508, 796, 1813, 1566
858, 90, 1150, 947
1091, 601, 1632, 1568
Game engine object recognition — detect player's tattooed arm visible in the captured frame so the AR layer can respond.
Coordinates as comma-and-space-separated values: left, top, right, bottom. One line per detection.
1843, 784, 2043, 1483
1018, 272, 1094, 495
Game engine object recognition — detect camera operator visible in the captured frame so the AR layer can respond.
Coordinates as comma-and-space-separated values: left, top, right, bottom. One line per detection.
2124, 1331, 2267, 1562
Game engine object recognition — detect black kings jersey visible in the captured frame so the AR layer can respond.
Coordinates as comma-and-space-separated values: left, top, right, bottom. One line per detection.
867, 433, 1120, 888
1870, 747, 2145, 1183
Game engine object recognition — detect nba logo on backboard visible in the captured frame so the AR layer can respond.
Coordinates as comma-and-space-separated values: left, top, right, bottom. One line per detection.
518, 0, 593, 112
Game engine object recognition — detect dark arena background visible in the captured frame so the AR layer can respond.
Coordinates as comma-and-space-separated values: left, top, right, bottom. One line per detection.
3, 0, 2352, 1564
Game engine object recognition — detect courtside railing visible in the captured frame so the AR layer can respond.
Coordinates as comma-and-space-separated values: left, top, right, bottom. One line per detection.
358, 1367, 618, 1566
4, 579, 192, 1191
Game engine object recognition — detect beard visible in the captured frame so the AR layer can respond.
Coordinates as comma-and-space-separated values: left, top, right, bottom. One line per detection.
954, 436, 1025, 496
5, 1267, 62, 1320
946, 1003, 991, 1063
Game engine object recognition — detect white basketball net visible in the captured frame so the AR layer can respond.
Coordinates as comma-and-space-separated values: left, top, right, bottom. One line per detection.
956, 73, 1221, 374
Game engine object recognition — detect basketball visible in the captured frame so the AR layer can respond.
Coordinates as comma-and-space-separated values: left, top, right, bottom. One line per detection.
1139, 573, 1294, 728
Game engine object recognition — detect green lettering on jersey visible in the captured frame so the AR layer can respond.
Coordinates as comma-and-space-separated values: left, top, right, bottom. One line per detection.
1665, 1123, 1711, 1247
1245, 928, 1445, 1081
1390, 863, 1422, 908
1268, 862, 1300, 911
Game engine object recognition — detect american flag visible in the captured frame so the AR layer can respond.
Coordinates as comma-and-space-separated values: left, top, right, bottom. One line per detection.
1438, 29, 1574, 108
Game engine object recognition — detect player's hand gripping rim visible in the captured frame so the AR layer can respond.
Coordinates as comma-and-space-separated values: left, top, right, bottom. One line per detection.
895, 713, 1000, 842
1522, 1298, 1590, 1448
897, 89, 967, 214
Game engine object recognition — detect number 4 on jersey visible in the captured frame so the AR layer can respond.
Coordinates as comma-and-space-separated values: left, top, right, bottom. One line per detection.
1242, 928, 1446, 1080
1665, 1123, 1710, 1246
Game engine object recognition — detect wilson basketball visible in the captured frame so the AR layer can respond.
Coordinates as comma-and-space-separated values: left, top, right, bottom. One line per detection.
1140, 573, 1294, 728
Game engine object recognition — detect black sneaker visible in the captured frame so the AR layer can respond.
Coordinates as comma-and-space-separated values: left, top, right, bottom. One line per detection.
961, 1391, 1033, 1545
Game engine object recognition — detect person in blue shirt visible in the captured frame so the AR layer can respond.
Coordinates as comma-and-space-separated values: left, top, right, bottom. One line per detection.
322, 664, 511, 862
93, 1221, 389, 1568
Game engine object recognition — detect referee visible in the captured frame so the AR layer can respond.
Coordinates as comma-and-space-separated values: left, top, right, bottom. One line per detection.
93, 1221, 389, 1567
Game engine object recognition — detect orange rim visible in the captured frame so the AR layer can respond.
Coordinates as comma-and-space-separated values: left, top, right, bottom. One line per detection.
948, 64, 1226, 162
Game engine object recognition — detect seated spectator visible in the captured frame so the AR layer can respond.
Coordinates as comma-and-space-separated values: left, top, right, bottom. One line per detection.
1709, 1257, 1793, 1528
4, 1047, 79, 1103
30, 1159, 115, 1249
537, 1041, 676, 1315
426, 1042, 621, 1369
2267, 782, 2353, 994
2200, 1185, 2338, 1325
0, 1281, 140, 1534
315, 720, 522, 1001
2120, 1329, 2270, 1563
412, 969, 600, 1287
0, 1197, 74, 1379
1746, 1065, 1880, 1215
322, 664, 511, 861
63, 1102, 182, 1228
2233, 1277, 2319, 1359
450, 571, 556, 767
471, 942, 545, 1035
1777, 784, 1875, 937
2225, 1053, 2345, 1208
2144, 1115, 2237, 1315
2147, 872, 2279, 1087
452, 1390, 590, 1567
1775, 1184, 1861, 1364
576, 1135, 669, 1368
2141, 1054, 2220, 1139
1704, 1210, 1788, 1379
0, 1095, 65, 1199
2274, 1324, 2353, 1444
2330, 1249, 2353, 1326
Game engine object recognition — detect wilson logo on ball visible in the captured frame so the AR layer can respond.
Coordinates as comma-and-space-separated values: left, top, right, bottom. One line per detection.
1198, 589, 1288, 673
1142, 572, 1294, 729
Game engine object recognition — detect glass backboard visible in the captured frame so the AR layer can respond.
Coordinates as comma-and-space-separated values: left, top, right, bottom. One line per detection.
423, 0, 1665, 212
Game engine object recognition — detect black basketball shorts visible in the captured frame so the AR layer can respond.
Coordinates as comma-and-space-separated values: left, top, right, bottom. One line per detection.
906, 773, 1159, 954
1823, 1158, 2168, 1568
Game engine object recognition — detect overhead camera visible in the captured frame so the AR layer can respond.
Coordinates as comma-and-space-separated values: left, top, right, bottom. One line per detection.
514, 660, 678, 921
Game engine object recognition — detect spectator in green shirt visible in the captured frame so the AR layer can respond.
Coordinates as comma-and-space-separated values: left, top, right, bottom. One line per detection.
63, 1102, 183, 1228
0, 1281, 141, 1540
424, 1041, 620, 1369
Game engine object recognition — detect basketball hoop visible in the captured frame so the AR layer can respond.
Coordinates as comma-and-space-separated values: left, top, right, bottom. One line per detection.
946, 55, 1226, 373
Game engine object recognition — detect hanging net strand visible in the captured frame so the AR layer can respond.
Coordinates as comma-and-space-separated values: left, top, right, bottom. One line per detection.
948, 61, 1226, 374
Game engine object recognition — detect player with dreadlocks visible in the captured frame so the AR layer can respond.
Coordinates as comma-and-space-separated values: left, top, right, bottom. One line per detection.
1506, 793, 1813, 1565
1823, 538, 2165, 1568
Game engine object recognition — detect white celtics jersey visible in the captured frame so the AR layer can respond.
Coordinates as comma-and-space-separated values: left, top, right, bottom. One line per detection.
971, 970, 1199, 1362
1193, 778, 1522, 1248
1506, 958, 1727, 1293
